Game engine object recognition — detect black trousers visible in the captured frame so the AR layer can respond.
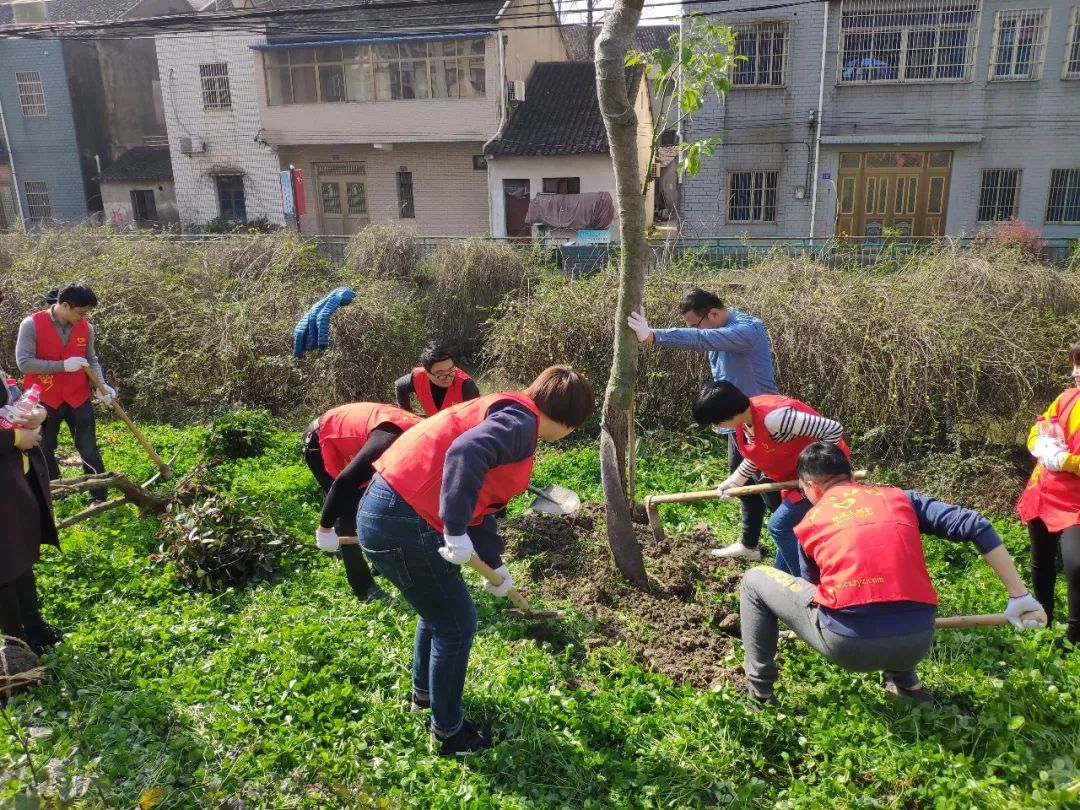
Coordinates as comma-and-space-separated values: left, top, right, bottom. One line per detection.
1028, 518, 1080, 643
41, 400, 107, 501
0, 569, 44, 642
727, 435, 781, 549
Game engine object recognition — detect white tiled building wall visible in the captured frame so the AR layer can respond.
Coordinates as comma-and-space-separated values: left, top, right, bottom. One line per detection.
156, 30, 285, 229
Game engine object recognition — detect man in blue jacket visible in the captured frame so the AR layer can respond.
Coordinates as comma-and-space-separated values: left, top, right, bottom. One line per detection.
628, 287, 780, 560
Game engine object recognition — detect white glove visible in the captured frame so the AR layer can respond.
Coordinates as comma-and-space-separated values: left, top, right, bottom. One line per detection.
95, 383, 117, 406
715, 476, 740, 501
1042, 448, 1069, 472
1032, 435, 1066, 462
438, 532, 475, 566
315, 526, 340, 552
1004, 593, 1045, 630
627, 310, 652, 342
63, 357, 89, 372
483, 564, 514, 597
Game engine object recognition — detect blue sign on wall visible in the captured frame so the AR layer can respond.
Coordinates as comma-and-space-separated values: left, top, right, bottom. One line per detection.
280, 170, 296, 219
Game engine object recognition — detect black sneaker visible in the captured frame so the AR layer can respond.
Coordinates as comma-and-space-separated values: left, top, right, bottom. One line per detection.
883, 674, 934, 705
741, 684, 778, 712
1051, 634, 1077, 653
22, 622, 61, 656
431, 719, 493, 757
410, 692, 431, 713
360, 585, 392, 604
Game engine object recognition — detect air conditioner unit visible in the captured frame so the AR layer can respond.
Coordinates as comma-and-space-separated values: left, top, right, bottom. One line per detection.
506, 79, 526, 103
179, 136, 206, 155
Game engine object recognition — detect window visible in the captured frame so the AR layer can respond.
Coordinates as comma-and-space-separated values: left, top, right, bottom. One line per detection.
1046, 169, 1080, 224
24, 180, 50, 222
989, 9, 1050, 80
397, 171, 414, 218
542, 177, 581, 194
728, 171, 778, 223
977, 169, 1021, 221
838, 0, 980, 84
215, 175, 246, 220
200, 63, 232, 110
472, 154, 487, 170
130, 189, 158, 223
15, 71, 46, 116
264, 38, 486, 105
659, 128, 678, 147
1063, 7, 1080, 79
732, 22, 787, 87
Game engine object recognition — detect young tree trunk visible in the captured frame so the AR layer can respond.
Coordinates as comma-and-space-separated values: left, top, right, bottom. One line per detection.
596, 0, 648, 587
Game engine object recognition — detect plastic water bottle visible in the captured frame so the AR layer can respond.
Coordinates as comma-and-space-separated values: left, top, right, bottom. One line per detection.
2, 384, 42, 424
1037, 416, 1065, 443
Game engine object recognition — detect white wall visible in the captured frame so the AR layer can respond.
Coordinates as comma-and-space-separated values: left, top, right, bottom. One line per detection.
101, 179, 179, 227
156, 30, 285, 229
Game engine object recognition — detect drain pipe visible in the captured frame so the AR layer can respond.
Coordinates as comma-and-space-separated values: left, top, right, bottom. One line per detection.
808, 3, 828, 239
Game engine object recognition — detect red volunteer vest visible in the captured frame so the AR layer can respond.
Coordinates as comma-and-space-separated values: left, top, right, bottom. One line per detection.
374, 392, 540, 532
317, 402, 421, 480
22, 310, 92, 408
413, 367, 471, 417
795, 482, 938, 610
1016, 387, 1080, 532
735, 394, 850, 502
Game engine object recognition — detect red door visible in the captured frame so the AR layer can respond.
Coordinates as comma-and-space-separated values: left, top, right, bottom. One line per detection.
503, 179, 531, 239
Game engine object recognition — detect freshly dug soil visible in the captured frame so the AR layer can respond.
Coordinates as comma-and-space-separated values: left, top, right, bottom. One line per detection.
502, 505, 756, 689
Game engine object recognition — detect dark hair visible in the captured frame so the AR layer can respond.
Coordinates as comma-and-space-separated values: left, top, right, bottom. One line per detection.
1069, 341, 1080, 367
796, 442, 853, 481
692, 380, 751, 425
420, 341, 456, 372
57, 285, 97, 308
44, 288, 58, 305
525, 365, 595, 429
679, 287, 724, 316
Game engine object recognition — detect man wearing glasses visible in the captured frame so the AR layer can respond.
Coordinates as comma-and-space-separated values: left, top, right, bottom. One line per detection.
395, 342, 480, 417
627, 287, 779, 561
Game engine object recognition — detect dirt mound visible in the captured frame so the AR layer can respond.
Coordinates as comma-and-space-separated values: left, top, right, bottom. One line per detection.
503, 506, 755, 689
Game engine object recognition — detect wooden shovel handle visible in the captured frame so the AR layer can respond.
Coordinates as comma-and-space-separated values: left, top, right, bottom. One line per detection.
83, 367, 173, 480
935, 610, 1046, 629
467, 554, 532, 612
646, 470, 869, 506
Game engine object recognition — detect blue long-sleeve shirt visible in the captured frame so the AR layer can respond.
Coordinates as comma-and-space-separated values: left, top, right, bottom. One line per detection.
440, 402, 538, 568
651, 308, 777, 396
799, 490, 1004, 638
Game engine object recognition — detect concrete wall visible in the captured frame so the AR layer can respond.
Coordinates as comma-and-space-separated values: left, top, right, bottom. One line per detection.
0, 38, 87, 223
682, 0, 1080, 238
101, 179, 180, 228
279, 142, 490, 236
156, 30, 285, 229
501, 0, 568, 85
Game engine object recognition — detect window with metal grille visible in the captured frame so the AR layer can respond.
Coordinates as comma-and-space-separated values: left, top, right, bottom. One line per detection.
317, 162, 365, 176
977, 169, 1021, 221
1064, 8, 1080, 79
200, 63, 232, 109
24, 180, 50, 222
989, 9, 1050, 81
1046, 169, 1080, 224
215, 175, 246, 220
15, 71, 46, 116
397, 171, 415, 218
728, 171, 778, 223
838, 0, 980, 84
732, 22, 787, 87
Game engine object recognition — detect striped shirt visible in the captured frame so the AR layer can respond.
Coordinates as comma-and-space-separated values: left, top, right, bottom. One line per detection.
729, 407, 844, 485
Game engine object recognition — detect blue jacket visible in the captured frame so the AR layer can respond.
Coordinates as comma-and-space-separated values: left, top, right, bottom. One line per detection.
292, 287, 356, 358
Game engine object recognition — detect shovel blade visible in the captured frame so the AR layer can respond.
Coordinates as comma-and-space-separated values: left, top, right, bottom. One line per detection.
528, 484, 581, 516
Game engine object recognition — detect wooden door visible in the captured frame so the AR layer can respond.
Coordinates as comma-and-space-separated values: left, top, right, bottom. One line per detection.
836, 151, 952, 237
503, 179, 531, 239
316, 162, 370, 235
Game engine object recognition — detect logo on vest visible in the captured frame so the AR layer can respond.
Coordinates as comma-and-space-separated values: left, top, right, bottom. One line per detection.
76, 337, 87, 346
39, 374, 55, 390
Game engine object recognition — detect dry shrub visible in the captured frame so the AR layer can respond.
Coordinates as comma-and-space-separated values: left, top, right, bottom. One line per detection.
0, 229, 428, 422
485, 245, 1080, 458
344, 222, 420, 280
423, 239, 538, 359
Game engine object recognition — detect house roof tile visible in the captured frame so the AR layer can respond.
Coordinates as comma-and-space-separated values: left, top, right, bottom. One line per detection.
95, 146, 173, 182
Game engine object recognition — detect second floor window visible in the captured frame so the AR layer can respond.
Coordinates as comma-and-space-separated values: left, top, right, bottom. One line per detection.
1046, 169, 1080, 224
732, 22, 787, 87
728, 171, 778, 223
1062, 7, 1079, 79
265, 38, 486, 105
977, 169, 1021, 222
838, 0, 980, 84
15, 71, 46, 116
989, 8, 1050, 81
200, 63, 232, 110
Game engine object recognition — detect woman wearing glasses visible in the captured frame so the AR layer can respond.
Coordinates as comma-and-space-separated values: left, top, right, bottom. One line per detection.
395, 342, 480, 417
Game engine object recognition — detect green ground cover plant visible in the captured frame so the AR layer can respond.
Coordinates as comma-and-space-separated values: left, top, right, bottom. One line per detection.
1, 423, 1077, 809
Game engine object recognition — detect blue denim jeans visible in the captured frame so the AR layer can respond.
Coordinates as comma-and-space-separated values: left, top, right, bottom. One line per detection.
767, 497, 813, 576
357, 474, 477, 737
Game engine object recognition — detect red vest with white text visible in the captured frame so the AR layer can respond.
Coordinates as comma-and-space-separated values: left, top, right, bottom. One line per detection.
22, 310, 92, 408
317, 403, 421, 480
1016, 387, 1080, 532
413, 367, 471, 417
735, 394, 850, 502
794, 482, 938, 610
374, 392, 540, 531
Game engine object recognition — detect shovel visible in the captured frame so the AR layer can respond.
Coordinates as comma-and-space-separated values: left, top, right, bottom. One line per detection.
84, 367, 173, 481
645, 470, 869, 542
526, 483, 580, 516
467, 554, 563, 619
935, 610, 1046, 629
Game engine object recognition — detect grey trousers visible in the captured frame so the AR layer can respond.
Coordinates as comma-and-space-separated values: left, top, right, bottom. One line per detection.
740, 566, 935, 695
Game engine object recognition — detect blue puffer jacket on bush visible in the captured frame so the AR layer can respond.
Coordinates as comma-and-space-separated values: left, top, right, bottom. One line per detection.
292, 286, 356, 358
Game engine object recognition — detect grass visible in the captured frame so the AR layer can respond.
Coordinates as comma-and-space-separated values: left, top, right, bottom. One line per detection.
2, 423, 1078, 808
